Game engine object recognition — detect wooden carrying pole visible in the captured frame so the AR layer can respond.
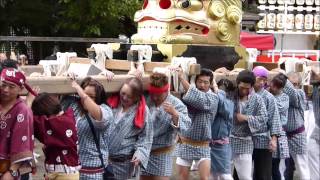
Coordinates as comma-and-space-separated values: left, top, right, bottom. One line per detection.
24, 75, 150, 94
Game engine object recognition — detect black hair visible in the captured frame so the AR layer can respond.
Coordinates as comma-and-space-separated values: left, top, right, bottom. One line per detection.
32, 93, 62, 116
236, 70, 256, 86
196, 68, 213, 84
80, 77, 106, 105
0, 59, 18, 73
271, 73, 288, 89
217, 79, 235, 93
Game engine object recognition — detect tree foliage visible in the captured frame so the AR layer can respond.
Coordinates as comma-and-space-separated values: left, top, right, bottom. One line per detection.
0, 0, 142, 37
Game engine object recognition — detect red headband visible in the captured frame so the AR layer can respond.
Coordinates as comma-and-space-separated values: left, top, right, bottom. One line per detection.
1, 68, 37, 96
148, 84, 170, 94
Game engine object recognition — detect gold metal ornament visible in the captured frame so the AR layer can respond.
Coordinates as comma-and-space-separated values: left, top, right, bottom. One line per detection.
227, 5, 242, 24
209, 1, 226, 19
216, 19, 232, 42
132, 0, 242, 45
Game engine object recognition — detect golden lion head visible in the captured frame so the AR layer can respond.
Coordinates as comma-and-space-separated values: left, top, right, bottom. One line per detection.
131, 0, 242, 45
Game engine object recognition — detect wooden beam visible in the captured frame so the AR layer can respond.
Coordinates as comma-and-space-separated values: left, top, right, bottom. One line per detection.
69, 58, 201, 75
20, 65, 44, 76
69, 57, 91, 64
253, 62, 279, 71
22, 71, 314, 96
106, 59, 131, 71
0, 36, 125, 43
23, 75, 150, 94
144, 62, 172, 73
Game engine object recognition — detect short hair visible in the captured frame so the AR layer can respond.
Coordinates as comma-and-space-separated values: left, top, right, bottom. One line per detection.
123, 77, 144, 103
271, 73, 288, 89
1, 59, 18, 69
236, 70, 256, 86
217, 79, 235, 93
196, 68, 213, 84
32, 93, 61, 116
150, 73, 168, 87
80, 77, 106, 105
287, 71, 302, 86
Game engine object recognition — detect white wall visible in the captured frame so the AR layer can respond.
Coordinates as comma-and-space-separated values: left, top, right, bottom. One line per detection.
274, 34, 318, 50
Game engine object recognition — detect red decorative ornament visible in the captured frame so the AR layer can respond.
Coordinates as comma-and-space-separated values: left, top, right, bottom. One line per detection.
159, 0, 171, 9
202, 27, 209, 35
143, 0, 148, 9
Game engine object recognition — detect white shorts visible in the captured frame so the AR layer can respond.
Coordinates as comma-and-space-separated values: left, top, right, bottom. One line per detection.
176, 157, 210, 168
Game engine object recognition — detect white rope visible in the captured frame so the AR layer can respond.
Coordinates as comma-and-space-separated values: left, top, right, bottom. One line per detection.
56, 52, 77, 76
130, 45, 153, 62
171, 57, 197, 92
91, 43, 113, 71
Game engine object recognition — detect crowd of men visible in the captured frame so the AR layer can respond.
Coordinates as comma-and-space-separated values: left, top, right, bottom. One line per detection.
0, 57, 319, 180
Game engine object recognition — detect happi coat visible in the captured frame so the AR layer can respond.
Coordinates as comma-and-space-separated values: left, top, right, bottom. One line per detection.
210, 90, 234, 174
141, 94, 191, 176
0, 98, 34, 175
273, 92, 290, 159
107, 103, 153, 180
176, 85, 219, 160
310, 85, 319, 143
230, 93, 268, 155
33, 108, 81, 174
283, 81, 307, 155
62, 96, 113, 180
253, 89, 281, 149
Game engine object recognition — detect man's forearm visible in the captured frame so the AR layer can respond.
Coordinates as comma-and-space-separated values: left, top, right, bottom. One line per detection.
179, 77, 190, 92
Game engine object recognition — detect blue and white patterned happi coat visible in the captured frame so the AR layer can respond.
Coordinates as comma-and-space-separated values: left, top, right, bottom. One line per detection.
61, 96, 113, 180
230, 93, 268, 155
311, 85, 320, 143
107, 104, 153, 180
210, 90, 234, 174
273, 92, 290, 159
283, 80, 307, 155
176, 85, 219, 160
141, 94, 191, 176
253, 89, 281, 149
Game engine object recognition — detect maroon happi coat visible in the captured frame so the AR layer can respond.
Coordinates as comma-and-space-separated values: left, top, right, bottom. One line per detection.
33, 108, 80, 167
0, 98, 34, 164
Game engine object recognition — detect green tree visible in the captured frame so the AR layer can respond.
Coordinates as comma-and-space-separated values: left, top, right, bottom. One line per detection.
0, 0, 142, 37
53, 0, 142, 37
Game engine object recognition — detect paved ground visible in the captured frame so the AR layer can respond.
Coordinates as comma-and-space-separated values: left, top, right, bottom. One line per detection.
31, 140, 199, 180
31, 141, 297, 180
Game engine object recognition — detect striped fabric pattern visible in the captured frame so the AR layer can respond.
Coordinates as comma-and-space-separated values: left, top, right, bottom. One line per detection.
142, 94, 191, 176
273, 93, 290, 159
176, 86, 219, 160
61, 96, 113, 180
283, 81, 307, 155
107, 104, 153, 180
312, 85, 320, 127
231, 93, 268, 154
253, 89, 281, 149
310, 85, 320, 143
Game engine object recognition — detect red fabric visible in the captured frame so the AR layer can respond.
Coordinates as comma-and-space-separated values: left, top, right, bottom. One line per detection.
0, 98, 34, 162
257, 55, 318, 62
33, 108, 79, 166
107, 95, 146, 129
148, 84, 169, 94
107, 95, 120, 109
0, 68, 37, 96
240, 32, 274, 50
